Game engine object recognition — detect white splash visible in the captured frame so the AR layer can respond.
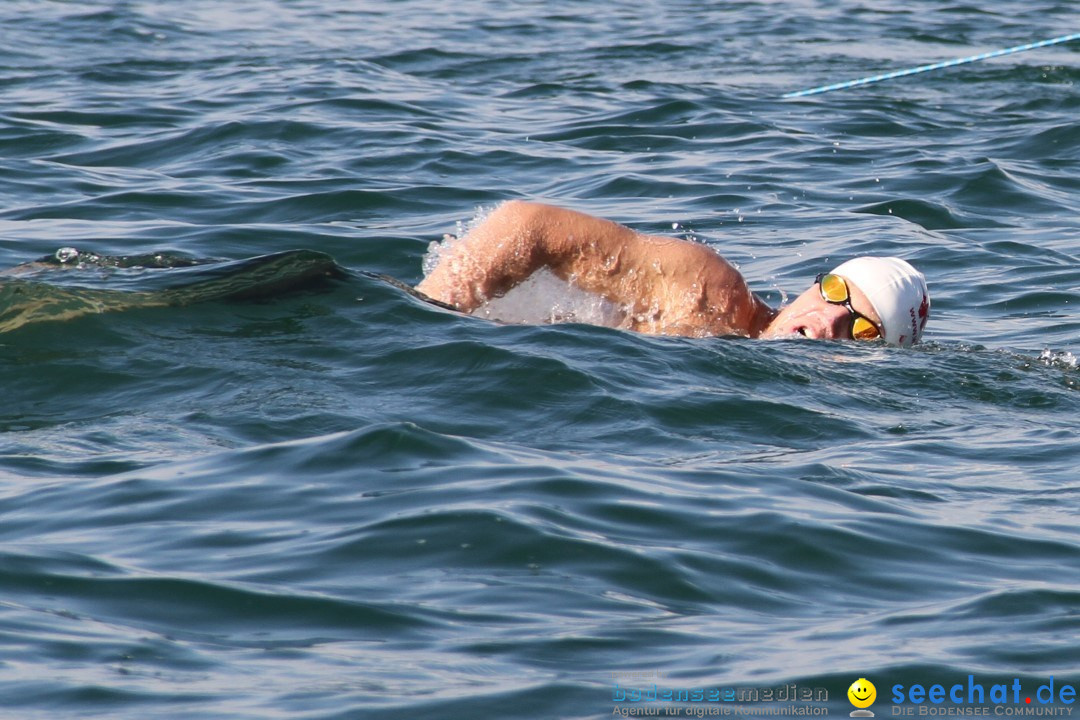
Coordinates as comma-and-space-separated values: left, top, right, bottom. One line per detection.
1038, 348, 1078, 370
420, 206, 496, 280
475, 269, 628, 329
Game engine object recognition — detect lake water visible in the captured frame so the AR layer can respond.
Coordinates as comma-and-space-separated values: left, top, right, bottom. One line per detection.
1, 2, 1077, 718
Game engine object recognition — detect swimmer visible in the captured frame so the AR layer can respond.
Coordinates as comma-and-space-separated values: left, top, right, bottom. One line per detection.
416, 201, 930, 346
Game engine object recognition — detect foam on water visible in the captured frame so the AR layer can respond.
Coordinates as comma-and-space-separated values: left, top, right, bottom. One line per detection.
475, 267, 629, 328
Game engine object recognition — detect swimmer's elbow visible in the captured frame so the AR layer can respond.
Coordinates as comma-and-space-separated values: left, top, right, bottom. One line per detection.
489, 199, 551, 238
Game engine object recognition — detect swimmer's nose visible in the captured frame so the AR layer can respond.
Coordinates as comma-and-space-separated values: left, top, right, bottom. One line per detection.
820, 303, 852, 340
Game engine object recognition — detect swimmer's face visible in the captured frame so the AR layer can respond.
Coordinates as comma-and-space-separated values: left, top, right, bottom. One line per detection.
762, 275, 882, 341
848, 679, 876, 708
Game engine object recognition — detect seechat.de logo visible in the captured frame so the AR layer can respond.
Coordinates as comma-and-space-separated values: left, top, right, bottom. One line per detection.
849, 678, 877, 717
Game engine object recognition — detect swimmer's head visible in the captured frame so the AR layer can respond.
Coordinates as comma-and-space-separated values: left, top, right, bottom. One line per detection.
763, 256, 929, 346
830, 256, 929, 347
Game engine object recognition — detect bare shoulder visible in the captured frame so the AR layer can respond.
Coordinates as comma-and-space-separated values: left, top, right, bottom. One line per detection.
611, 234, 770, 337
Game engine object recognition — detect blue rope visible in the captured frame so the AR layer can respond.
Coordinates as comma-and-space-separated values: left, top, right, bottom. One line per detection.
783, 32, 1080, 98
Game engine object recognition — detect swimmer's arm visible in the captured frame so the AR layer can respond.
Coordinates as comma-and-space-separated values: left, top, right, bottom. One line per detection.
416, 200, 709, 308
416, 200, 773, 336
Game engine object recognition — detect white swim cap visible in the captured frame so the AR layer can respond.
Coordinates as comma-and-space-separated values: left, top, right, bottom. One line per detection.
831, 256, 930, 347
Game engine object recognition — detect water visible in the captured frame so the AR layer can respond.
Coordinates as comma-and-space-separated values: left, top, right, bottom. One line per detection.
1, 2, 1077, 718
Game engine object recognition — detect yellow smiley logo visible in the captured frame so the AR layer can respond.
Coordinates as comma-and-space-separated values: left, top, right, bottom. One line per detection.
848, 678, 877, 709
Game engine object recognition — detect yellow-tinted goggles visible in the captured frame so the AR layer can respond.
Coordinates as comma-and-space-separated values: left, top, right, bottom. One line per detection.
815, 273, 882, 341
